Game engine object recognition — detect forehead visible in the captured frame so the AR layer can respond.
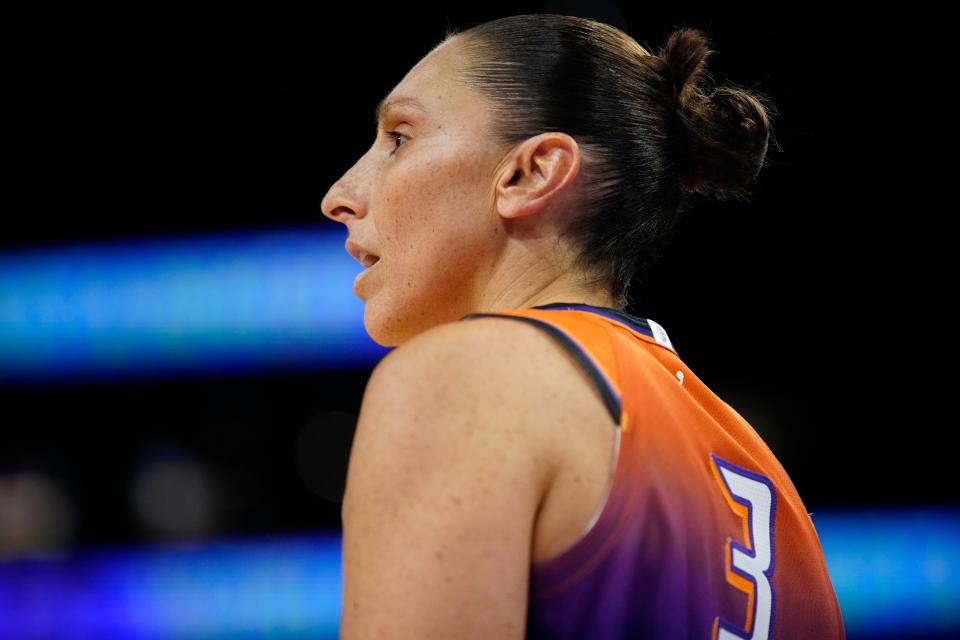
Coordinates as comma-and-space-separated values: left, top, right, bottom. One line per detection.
374, 40, 469, 127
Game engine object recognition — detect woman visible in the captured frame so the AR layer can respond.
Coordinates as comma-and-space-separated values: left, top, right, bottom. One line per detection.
321, 14, 844, 640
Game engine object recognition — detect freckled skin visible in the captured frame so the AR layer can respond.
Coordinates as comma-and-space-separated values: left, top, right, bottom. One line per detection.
324, 37, 625, 638
321, 36, 617, 347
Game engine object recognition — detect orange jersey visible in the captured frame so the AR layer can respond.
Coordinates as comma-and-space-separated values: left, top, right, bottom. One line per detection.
460, 302, 844, 640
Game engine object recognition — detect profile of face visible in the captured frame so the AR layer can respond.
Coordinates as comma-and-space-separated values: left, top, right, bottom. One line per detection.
321, 37, 589, 347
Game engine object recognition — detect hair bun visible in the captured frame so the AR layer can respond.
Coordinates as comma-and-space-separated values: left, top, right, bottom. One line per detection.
660, 26, 713, 106
659, 27, 775, 198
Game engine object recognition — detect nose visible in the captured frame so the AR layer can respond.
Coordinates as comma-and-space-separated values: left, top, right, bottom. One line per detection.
321, 181, 360, 224
321, 157, 369, 224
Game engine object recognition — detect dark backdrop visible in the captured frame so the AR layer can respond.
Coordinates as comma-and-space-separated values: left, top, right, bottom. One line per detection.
2, 1, 940, 550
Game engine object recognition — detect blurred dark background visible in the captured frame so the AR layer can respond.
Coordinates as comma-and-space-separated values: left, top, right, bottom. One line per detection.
0, 1, 947, 637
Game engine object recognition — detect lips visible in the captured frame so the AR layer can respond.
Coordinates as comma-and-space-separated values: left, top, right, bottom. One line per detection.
346, 239, 380, 268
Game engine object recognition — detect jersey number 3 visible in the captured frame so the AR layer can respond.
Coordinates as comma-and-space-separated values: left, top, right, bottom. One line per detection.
710, 453, 777, 640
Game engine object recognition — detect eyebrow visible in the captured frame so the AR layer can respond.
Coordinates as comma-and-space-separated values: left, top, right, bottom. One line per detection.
374, 95, 427, 128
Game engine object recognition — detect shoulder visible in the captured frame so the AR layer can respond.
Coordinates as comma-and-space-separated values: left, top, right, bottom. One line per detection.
371, 313, 562, 380
353, 313, 598, 500
365, 314, 597, 426
362, 314, 574, 434
339, 315, 594, 638
381, 312, 558, 360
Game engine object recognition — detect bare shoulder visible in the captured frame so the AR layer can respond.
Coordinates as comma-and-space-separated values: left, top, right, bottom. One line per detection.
357, 314, 613, 518
367, 314, 602, 440
372, 313, 595, 387
373, 313, 568, 374
339, 316, 607, 638
362, 315, 580, 462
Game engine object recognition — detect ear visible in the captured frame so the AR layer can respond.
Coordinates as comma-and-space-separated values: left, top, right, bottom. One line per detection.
495, 132, 581, 220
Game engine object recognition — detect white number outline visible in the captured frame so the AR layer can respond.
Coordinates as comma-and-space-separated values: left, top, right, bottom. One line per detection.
710, 453, 777, 640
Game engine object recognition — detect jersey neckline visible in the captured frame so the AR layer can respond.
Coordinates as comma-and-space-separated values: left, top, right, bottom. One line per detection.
527, 301, 676, 353
528, 301, 648, 332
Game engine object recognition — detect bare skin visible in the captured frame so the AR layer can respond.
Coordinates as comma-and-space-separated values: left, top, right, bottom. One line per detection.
320, 35, 617, 348
326, 35, 620, 638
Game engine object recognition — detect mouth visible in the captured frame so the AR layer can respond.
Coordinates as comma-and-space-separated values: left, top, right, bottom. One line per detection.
361, 254, 380, 269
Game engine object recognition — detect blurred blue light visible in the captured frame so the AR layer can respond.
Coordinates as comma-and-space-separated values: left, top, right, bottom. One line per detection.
0, 508, 957, 639
0, 533, 342, 639
814, 507, 960, 637
0, 226, 390, 382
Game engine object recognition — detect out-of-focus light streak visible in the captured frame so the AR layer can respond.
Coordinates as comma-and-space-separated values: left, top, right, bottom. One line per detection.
0, 509, 956, 639
814, 507, 960, 637
0, 533, 343, 639
0, 226, 389, 383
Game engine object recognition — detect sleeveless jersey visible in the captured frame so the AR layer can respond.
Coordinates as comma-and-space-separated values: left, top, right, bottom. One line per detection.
459, 302, 844, 640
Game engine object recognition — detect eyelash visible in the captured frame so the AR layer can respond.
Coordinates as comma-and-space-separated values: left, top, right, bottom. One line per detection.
385, 131, 408, 154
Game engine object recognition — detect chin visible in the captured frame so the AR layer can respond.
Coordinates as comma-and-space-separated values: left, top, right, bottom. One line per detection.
362, 301, 403, 348
363, 295, 457, 348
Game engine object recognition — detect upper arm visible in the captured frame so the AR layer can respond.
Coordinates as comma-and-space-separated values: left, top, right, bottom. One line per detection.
339, 318, 561, 640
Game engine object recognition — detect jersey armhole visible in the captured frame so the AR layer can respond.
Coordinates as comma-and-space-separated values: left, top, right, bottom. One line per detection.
460, 312, 629, 599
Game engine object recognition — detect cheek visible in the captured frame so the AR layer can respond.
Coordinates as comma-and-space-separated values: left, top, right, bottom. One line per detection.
378, 135, 495, 277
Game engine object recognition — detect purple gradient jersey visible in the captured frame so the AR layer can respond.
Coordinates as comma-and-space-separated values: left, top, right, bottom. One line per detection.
460, 303, 845, 640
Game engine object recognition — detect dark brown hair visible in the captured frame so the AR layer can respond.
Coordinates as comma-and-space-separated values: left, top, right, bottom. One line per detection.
440, 14, 776, 310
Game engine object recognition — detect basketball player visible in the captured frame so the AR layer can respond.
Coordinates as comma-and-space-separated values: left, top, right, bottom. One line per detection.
321, 14, 844, 639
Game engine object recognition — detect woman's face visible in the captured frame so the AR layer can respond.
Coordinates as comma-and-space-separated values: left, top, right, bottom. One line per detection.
321, 39, 509, 346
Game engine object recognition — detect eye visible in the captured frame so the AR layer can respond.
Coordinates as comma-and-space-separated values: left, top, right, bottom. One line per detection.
385, 131, 408, 154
